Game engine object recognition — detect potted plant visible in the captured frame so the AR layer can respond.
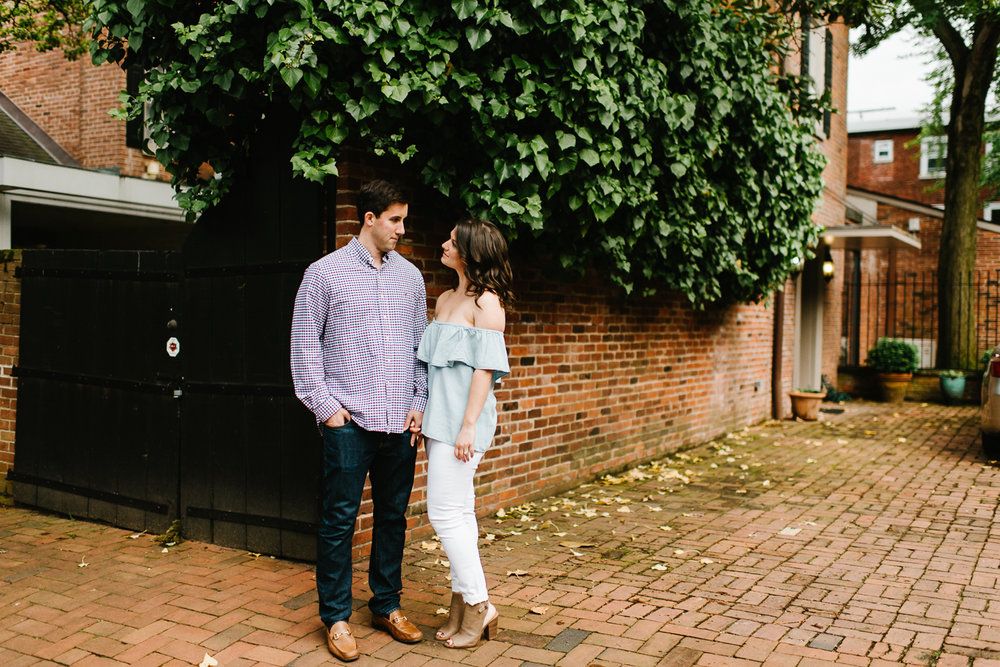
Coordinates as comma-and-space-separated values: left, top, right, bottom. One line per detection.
789, 388, 826, 420
865, 338, 919, 403
938, 369, 967, 404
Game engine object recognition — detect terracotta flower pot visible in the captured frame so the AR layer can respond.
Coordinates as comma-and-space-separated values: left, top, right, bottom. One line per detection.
877, 372, 912, 403
789, 391, 826, 420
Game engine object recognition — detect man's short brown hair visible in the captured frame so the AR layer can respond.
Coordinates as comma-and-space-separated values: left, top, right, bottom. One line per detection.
357, 180, 406, 223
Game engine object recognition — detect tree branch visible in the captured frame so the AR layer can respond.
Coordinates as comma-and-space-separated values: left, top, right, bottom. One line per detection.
931, 15, 968, 67
969, 16, 1000, 72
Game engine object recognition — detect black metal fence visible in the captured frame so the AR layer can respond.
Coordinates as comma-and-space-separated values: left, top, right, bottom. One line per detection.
841, 269, 1000, 370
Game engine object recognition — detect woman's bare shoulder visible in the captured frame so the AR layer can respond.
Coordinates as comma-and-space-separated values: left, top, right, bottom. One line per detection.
473, 291, 505, 332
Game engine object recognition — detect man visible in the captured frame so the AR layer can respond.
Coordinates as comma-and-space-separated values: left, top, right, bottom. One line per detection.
291, 179, 427, 661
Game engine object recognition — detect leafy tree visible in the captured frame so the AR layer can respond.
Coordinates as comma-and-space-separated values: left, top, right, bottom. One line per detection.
848, 1, 1000, 369
1, 0, 88, 58
88, 0, 832, 306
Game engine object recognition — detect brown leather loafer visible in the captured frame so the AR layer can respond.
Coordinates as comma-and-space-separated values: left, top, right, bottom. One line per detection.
326, 620, 359, 661
372, 609, 423, 643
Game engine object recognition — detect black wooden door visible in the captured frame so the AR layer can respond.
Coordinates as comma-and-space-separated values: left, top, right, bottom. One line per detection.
11, 250, 182, 534
178, 133, 326, 560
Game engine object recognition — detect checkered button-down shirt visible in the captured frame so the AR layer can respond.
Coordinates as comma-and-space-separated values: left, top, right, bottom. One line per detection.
290, 238, 428, 433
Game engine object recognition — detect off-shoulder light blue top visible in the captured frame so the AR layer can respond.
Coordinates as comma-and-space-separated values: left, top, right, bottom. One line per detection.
416, 320, 510, 452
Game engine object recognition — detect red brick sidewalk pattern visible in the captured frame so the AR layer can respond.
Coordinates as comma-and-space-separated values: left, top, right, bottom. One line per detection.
1, 401, 999, 665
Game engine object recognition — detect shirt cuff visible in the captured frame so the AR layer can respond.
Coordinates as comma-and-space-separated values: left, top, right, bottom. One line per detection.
410, 395, 427, 414
315, 398, 343, 425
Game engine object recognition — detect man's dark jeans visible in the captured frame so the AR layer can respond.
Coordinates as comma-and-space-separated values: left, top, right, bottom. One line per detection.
317, 421, 417, 626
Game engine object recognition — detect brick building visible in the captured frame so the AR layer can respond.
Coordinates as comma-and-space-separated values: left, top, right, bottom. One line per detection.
0, 47, 188, 250
0, 20, 854, 556
843, 115, 1000, 368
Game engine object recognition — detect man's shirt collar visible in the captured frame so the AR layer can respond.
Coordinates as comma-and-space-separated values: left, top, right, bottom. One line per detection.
348, 236, 394, 269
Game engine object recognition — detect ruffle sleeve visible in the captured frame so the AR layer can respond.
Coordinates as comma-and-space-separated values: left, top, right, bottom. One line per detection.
417, 321, 510, 381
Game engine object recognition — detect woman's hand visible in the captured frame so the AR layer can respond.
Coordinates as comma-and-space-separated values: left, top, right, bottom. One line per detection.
453, 425, 476, 462
405, 409, 423, 447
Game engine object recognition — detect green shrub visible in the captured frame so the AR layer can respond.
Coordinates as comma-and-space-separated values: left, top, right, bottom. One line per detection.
865, 338, 919, 374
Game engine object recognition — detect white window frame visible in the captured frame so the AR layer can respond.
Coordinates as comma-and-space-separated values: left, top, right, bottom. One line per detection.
919, 136, 947, 179
801, 16, 831, 140
984, 201, 1000, 223
872, 139, 893, 164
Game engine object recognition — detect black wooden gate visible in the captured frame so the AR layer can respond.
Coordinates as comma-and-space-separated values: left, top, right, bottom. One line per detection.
11, 123, 329, 560
12, 250, 182, 533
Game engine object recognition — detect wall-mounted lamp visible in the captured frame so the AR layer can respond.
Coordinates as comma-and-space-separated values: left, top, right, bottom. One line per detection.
821, 246, 835, 282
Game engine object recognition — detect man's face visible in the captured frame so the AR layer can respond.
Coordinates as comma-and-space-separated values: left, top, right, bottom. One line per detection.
366, 202, 408, 255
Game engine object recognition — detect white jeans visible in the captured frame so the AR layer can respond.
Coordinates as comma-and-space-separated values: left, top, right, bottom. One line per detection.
425, 438, 488, 605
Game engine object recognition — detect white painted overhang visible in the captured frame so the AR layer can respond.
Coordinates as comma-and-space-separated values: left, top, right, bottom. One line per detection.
0, 155, 185, 222
821, 224, 922, 251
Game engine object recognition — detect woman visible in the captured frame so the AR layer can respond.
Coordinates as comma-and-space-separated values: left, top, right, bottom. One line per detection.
416, 218, 514, 649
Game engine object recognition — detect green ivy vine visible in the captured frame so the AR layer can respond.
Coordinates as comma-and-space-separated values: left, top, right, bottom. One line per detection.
88, 0, 830, 305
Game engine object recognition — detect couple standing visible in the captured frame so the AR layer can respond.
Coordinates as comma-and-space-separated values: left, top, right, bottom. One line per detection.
290, 180, 513, 661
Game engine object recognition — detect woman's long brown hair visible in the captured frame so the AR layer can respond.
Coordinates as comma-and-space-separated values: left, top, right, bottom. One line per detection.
453, 218, 515, 308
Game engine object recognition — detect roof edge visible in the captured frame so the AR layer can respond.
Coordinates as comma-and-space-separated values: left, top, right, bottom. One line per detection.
846, 185, 1000, 234
0, 91, 79, 167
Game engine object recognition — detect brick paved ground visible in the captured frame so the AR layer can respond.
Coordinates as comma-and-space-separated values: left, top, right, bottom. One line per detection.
2, 401, 1000, 666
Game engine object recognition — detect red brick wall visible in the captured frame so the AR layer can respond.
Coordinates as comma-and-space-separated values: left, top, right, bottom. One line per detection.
0, 48, 155, 178
848, 129, 944, 205
332, 155, 797, 556
0, 252, 20, 493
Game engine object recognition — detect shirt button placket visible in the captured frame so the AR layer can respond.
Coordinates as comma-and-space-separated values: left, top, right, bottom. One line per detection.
376, 266, 390, 432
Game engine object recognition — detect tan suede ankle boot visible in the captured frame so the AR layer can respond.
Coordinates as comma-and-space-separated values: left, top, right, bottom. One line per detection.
444, 600, 498, 649
435, 592, 464, 641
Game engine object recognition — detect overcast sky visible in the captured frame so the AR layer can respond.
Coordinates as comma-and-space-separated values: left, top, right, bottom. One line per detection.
846, 27, 937, 121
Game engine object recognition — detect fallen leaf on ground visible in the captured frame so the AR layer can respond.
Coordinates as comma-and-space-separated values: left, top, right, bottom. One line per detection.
435, 608, 449, 616
650, 564, 668, 571
420, 541, 438, 551
779, 527, 801, 536
700, 558, 714, 564
78, 557, 88, 568
530, 606, 549, 615
198, 654, 219, 667
559, 541, 595, 549
507, 569, 529, 577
